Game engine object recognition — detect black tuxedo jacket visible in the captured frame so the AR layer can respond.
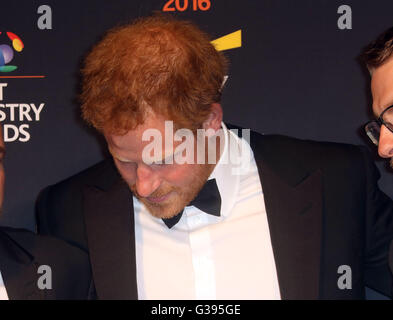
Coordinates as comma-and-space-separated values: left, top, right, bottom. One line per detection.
0, 227, 92, 299
36, 129, 393, 299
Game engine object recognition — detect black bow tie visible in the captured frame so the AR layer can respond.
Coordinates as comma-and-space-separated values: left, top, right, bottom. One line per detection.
162, 178, 221, 229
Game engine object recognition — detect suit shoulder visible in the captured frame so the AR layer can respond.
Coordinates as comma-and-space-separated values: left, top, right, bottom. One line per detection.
255, 133, 366, 161
259, 133, 360, 152
42, 158, 119, 194
250, 133, 372, 178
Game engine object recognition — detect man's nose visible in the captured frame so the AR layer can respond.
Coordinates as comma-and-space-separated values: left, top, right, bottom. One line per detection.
135, 164, 160, 197
378, 125, 393, 158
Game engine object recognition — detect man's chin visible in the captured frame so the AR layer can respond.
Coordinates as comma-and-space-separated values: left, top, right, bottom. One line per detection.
140, 199, 184, 219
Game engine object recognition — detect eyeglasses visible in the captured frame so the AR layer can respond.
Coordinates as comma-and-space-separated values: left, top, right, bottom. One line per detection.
364, 105, 393, 146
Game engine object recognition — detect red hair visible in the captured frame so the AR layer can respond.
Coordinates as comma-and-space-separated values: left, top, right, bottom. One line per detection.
81, 15, 228, 134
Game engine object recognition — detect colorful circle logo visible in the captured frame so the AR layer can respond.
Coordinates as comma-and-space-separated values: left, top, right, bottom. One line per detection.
0, 32, 24, 73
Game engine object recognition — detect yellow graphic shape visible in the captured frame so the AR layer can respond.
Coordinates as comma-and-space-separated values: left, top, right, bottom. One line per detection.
211, 30, 242, 52
13, 39, 23, 52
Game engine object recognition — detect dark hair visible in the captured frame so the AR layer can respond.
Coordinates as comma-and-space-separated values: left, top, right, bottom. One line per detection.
361, 26, 393, 70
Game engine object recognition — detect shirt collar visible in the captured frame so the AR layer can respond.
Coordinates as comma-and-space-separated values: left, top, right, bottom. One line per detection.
207, 122, 240, 218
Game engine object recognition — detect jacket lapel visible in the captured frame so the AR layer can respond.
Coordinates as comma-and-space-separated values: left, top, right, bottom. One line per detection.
0, 230, 45, 300
251, 133, 323, 299
83, 179, 138, 300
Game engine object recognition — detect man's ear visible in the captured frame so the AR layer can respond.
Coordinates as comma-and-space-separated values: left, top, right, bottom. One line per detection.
202, 103, 223, 132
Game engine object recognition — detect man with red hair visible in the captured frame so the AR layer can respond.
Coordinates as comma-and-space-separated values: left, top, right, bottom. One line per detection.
37, 15, 393, 299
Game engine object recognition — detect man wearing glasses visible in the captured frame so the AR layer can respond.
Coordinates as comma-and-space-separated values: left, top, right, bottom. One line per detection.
363, 27, 393, 278
364, 27, 393, 165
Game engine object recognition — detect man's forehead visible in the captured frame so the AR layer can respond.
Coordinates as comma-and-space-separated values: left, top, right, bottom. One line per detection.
105, 118, 187, 161
371, 58, 393, 114
106, 120, 167, 148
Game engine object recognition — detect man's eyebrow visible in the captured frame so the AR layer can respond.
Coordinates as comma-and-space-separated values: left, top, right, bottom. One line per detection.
107, 147, 130, 162
113, 153, 133, 162
374, 103, 393, 118
115, 155, 133, 162
151, 149, 183, 165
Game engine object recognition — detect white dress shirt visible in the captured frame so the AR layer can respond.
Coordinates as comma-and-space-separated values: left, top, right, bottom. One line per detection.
0, 271, 9, 300
133, 123, 281, 299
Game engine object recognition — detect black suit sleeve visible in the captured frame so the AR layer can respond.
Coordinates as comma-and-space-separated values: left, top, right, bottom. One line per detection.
36, 159, 116, 251
34, 235, 92, 300
36, 182, 88, 250
36, 186, 52, 235
1, 228, 93, 300
361, 147, 393, 297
